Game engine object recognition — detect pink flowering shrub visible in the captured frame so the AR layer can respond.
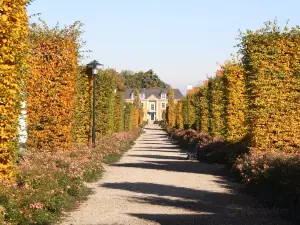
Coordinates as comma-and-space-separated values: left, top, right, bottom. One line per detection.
232, 151, 300, 221
165, 124, 300, 222
166, 126, 248, 164
0, 129, 140, 224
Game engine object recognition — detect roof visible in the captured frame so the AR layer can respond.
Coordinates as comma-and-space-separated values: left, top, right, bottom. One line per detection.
187, 86, 200, 95
124, 88, 184, 100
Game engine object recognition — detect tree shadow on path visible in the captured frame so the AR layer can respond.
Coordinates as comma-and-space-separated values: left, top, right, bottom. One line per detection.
100, 182, 287, 225
112, 160, 228, 176
128, 154, 185, 160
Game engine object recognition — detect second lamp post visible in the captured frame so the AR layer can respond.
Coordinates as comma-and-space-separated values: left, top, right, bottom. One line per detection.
87, 60, 103, 148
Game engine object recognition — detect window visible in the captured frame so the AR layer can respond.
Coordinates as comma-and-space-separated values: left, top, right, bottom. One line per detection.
141, 102, 144, 107
140, 93, 145, 99
161, 103, 166, 109
161, 93, 167, 99
150, 103, 155, 111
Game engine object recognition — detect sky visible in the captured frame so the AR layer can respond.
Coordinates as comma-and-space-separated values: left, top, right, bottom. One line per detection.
27, 0, 300, 94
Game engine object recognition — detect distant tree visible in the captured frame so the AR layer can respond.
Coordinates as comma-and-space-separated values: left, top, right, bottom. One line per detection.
121, 69, 170, 89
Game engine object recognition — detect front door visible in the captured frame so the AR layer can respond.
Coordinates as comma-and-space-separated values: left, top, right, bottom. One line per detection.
151, 113, 155, 121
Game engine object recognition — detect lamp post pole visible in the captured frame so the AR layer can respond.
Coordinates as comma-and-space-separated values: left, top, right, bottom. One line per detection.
87, 60, 103, 148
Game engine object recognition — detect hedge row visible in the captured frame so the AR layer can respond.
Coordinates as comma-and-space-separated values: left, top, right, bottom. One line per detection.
167, 22, 299, 153
73, 67, 93, 143
208, 75, 225, 138
222, 61, 247, 143
27, 23, 80, 151
0, 0, 28, 181
166, 88, 176, 127
132, 89, 143, 129
1, 15, 137, 180
240, 22, 300, 152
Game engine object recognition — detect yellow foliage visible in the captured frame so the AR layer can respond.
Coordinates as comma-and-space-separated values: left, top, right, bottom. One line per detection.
27, 22, 80, 151
222, 60, 248, 143
167, 88, 176, 127
73, 67, 93, 143
175, 101, 184, 129
199, 85, 209, 133
0, 0, 28, 181
240, 22, 300, 152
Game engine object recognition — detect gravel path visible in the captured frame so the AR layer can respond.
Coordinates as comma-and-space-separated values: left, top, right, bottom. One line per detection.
61, 124, 287, 225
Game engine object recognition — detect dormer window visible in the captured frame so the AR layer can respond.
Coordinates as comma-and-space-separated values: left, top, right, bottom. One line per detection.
140, 93, 145, 99
161, 93, 167, 99
131, 92, 135, 100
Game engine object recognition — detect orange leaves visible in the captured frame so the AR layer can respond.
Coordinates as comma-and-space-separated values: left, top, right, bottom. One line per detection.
0, 0, 28, 181
26, 22, 81, 151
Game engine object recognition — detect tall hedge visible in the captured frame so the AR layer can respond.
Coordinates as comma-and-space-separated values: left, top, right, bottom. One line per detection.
73, 67, 92, 143
198, 85, 209, 133
175, 101, 184, 129
132, 89, 140, 128
222, 60, 247, 143
124, 102, 134, 131
239, 22, 300, 152
26, 22, 81, 151
186, 93, 196, 129
167, 88, 175, 127
95, 69, 117, 135
209, 76, 225, 138
182, 98, 188, 128
114, 91, 125, 132
193, 91, 201, 131
0, 0, 28, 180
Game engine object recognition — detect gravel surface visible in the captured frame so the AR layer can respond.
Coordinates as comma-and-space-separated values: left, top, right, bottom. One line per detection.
60, 124, 287, 225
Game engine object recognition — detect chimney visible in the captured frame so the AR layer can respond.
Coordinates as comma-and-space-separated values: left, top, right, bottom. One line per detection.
216, 70, 223, 77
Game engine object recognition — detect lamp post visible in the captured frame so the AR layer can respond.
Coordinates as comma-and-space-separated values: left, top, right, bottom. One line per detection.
87, 60, 103, 148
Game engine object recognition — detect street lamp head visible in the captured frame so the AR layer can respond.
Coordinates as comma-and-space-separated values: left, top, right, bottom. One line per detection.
87, 60, 103, 75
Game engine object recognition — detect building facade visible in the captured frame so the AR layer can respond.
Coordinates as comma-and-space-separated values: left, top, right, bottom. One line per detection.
124, 88, 184, 123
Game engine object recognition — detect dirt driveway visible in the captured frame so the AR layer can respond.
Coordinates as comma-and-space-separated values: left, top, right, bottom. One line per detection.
61, 124, 287, 225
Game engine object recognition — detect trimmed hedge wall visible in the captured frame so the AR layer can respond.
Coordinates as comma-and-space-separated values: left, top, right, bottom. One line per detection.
27, 23, 80, 151
124, 102, 134, 131
222, 60, 248, 143
240, 22, 300, 152
209, 76, 225, 138
175, 101, 184, 129
95, 69, 118, 135
73, 67, 93, 143
0, 0, 28, 181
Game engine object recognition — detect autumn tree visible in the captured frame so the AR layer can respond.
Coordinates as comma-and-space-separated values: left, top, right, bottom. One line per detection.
122, 69, 169, 88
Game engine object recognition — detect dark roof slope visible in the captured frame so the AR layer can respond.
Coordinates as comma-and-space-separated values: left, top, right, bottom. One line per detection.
124, 88, 183, 100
